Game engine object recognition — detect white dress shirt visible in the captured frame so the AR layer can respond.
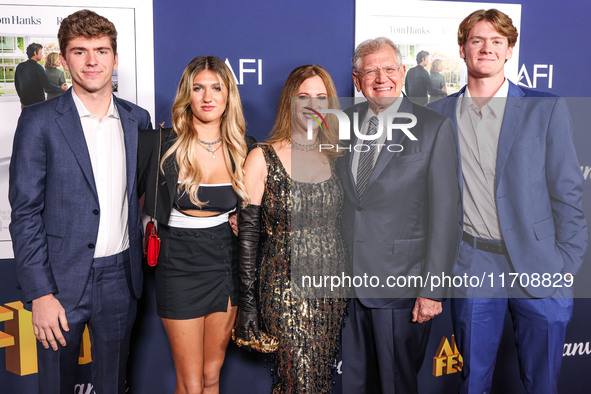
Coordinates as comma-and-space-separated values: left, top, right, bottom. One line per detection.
72, 90, 128, 257
352, 97, 403, 182
456, 79, 509, 240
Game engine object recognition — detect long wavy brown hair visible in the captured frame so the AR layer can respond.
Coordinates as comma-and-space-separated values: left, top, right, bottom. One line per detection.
161, 56, 248, 206
267, 65, 341, 158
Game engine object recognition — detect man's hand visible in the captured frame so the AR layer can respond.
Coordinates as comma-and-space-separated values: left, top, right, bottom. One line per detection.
441, 86, 447, 94
32, 294, 69, 350
229, 212, 238, 236
412, 297, 442, 323
61, 83, 68, 91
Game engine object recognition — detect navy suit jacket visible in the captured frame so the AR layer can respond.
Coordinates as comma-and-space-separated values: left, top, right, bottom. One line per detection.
337, 97, 461, 308
428, 81, 588, 297
9, 89, 152, 311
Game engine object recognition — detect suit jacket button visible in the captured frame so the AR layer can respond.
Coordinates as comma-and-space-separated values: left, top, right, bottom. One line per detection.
88, 243, 95, 249
356, 206, 363, 212
93, 209, 99, 215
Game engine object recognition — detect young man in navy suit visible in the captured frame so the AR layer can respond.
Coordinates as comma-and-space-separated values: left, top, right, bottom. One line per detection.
429, 9, 587, 394
9, 10, 151, 394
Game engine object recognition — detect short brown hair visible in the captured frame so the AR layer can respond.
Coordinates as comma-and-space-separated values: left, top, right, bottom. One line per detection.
458, 9, 518, 47
58, 9, 117, 56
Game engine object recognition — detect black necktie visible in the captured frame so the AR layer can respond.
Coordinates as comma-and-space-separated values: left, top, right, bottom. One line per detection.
356, 115, 379, 197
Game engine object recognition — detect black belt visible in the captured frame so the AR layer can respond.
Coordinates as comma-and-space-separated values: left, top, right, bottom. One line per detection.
462, 231, 507, 255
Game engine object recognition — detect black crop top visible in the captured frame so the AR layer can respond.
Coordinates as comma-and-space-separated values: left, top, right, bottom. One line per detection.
174, 183, 238, 212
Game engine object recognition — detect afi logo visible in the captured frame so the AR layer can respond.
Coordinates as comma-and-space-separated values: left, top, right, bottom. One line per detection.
225, 58, 263, 85
518, 64, 553, 89
433, 335, 463, 377
0, 301, 92, 376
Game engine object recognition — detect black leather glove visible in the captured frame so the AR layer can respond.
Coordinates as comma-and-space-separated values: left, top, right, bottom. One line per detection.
235, 204, 261, 340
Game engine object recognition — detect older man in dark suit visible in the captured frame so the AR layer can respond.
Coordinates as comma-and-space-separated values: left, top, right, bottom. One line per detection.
338, 37, 460, 394
9, 10, 151, 394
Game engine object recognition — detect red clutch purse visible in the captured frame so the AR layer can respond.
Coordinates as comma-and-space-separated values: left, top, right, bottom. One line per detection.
144, 125, 163, 267
144, 219, 160, 267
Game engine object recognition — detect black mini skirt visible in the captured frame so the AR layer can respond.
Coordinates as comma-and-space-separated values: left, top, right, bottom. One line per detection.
155, 222, 238, 319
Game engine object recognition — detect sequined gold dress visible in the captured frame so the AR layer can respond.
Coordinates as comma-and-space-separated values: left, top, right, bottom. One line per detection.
259, 144, 348, 393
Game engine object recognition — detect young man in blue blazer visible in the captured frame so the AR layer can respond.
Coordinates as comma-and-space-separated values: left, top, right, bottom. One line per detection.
429, 9, 587, 394
9, 10, 151, 394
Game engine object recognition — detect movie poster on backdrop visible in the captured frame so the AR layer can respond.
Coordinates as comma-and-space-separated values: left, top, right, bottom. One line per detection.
354, 0, 521, 97
0, 0, 154, 258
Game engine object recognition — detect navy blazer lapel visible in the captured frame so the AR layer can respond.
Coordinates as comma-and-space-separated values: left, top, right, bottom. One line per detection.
339, 138, 356, 202
368, 97, 413, 186
431, 87, 465, 197
115, 96, 139, 205
55, 90, 98, 203
443, 89, 463, 192
448, 86, 465, 129
495, 81, 525, 191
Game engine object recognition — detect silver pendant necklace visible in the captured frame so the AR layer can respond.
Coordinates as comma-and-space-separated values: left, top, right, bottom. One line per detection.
196, 140, 222, 158
195, 135, 223, 158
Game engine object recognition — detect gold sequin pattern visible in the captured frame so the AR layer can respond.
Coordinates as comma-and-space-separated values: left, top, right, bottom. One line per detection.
258, 145, 348, 393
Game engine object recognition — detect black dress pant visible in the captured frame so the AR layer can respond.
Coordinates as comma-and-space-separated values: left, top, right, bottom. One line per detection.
342, 298, 431, 394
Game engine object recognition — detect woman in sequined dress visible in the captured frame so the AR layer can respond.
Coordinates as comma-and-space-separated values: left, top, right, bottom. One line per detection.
235, 65, 348, 393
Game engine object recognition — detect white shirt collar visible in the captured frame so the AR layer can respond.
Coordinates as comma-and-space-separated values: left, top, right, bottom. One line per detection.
460, 78, 509, 118
365, 95, 404, 122
71, 89, 119, 120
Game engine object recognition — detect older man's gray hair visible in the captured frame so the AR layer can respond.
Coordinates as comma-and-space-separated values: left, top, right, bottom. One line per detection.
352, 37, 403, 72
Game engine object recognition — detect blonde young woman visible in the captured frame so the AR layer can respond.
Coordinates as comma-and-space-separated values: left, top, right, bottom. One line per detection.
138, 56, 254, 394
429, 58, 448, 102
44, 52, 66, 100
235, 65, 348, 393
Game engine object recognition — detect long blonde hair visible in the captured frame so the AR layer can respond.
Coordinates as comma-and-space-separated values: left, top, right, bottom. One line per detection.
161, 56, 248, 206
267, 65, 341, 158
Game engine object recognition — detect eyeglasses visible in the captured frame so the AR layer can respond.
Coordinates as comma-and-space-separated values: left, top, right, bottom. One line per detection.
357, 66, 402, 80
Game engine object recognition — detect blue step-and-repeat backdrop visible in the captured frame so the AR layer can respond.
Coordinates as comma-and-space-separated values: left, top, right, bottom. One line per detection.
1, 0, 590, 393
